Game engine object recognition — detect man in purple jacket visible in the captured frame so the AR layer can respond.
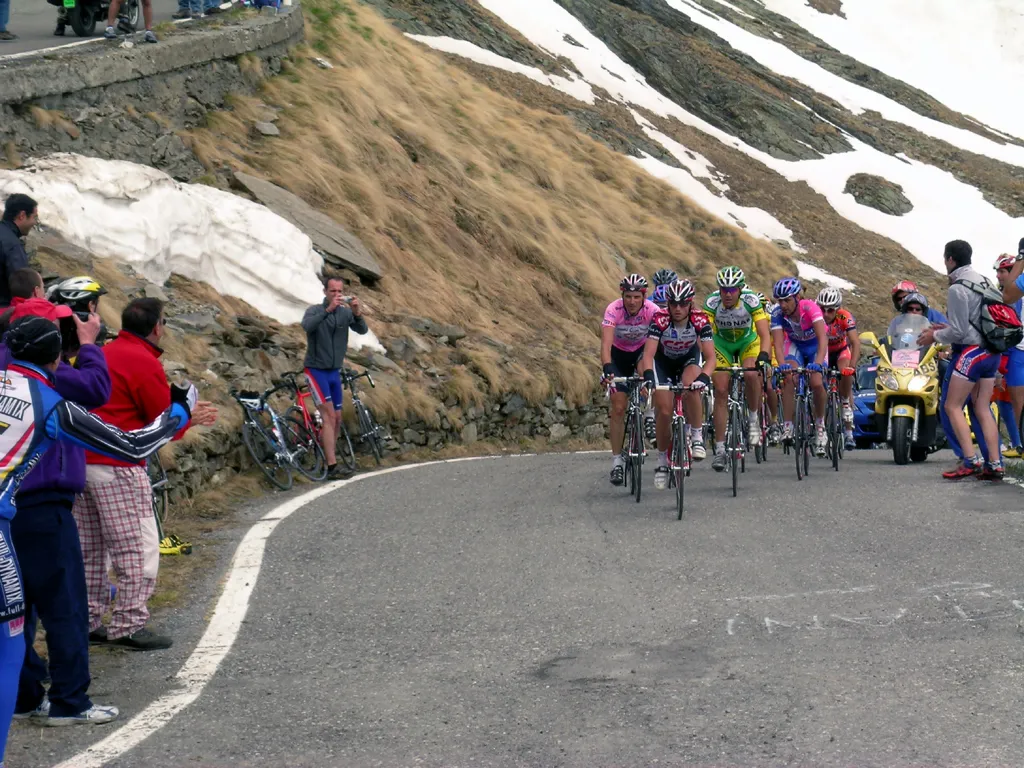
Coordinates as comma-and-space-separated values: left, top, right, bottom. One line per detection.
2, 270, 118, 725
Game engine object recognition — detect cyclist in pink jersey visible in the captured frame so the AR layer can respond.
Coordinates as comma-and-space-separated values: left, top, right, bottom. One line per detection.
601, 273, 660, 486
770, 277, 829, 455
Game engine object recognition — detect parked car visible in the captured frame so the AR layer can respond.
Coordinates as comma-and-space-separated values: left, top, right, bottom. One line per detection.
852, 356, 881, 449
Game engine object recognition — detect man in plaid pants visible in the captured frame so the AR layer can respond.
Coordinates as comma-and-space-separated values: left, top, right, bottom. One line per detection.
74, 298, 217, 651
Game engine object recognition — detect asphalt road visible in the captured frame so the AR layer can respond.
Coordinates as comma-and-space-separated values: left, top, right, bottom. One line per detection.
0, 0, 182, 57
11, 448, 1024, 767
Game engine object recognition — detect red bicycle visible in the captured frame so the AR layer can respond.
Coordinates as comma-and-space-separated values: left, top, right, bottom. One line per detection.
281, 371, 356, 473
665, 381, 705, 521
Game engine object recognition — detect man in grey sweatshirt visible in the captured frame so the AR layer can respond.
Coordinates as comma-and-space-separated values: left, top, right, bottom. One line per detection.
918, 240, 1002, 479
301, 276, 368, 478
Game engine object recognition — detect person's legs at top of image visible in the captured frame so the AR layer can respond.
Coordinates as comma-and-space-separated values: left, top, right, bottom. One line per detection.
943, 348, 1000, 478
998, 398, 1021, 455
13, 608, 47, 718
972, 376, 1003, 479
106, 0, 156, 41
172, 0, 191, 18
943, 376, 981, 478
306, 368, 351, 479
940, 350, 965, 464
71, 487, 113, 639
0, 0, 16, 41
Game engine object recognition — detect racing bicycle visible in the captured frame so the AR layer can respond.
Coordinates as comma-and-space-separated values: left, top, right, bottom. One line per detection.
341, 368, 389, 465
781, 366, 814, 481
231, 380, 327, 490
666, 381, 704, 520
823, 367, 847, 472
608, 375, 649, 503
147, 453, 192, 555
716, 365, 759, 498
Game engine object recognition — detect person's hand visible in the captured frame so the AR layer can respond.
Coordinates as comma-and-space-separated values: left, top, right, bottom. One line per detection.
73, 312, 101, 346
190, 401, 219, 427
917, 327, 935, 346
693, 372, 711, 390
348, 296, 362, 317
806, 362, 824, 373
756, 351, 772, 370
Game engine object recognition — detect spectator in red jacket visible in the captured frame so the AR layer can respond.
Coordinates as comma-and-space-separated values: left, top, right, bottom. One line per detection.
73, 298, 217, 650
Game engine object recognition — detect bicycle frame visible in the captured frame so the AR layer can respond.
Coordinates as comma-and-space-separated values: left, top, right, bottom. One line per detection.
608, 376, 650, 461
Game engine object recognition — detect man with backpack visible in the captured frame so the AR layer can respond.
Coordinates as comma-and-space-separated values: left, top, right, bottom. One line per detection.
919, 240, 1020, 480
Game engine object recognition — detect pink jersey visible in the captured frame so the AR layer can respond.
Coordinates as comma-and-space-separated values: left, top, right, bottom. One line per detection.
770, 299, 824, 343
602, 299, 661, 352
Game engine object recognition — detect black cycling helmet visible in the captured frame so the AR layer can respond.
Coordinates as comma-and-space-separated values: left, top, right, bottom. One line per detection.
4, 315, 62, 366
652, 268, 678, 287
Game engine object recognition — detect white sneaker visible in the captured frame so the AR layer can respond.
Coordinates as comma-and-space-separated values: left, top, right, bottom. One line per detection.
841, 402, 854, 426
13, 696, 49, 720
748, 418, 762, 446
782, 423, 795, 444
691, 438, 706, 461
654, 465, 669, 490
815, 426, 827, 456
45, 704, 119, 726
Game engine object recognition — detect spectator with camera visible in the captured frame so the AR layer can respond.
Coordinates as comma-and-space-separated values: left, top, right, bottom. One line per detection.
0, 194, 37, 309
0, 270, 118, 725
74, 298, 217, 651
302, 274, 367, 479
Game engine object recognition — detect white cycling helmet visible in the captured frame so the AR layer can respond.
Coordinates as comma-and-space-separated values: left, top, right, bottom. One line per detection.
816, 287, 842, 309
665, 279, 696, 303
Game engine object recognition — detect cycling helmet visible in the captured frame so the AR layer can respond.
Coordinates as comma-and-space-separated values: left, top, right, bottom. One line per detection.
47, 276, 108, 310
773, 277, 802, 300
619, 273, 648, 294
651, 268, 678, 287
891, 280, 918, 296
651, 284, 669, 306
816, 287, 842, 309
900, 292, 929, 312
665, 279, 696, 304
716, 265, 745, 288
995, 254, 1016, 271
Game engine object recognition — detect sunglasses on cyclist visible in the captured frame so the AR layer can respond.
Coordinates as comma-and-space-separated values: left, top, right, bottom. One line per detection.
667, 299, 692, 307
720, 287, 739, 294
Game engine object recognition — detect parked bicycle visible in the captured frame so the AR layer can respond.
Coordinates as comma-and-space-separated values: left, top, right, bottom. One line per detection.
341, 367, 389, 465
607, 375, 649, 503
283, 370, 357, 472
231, 379, 327, 490
147, 453, 191, 555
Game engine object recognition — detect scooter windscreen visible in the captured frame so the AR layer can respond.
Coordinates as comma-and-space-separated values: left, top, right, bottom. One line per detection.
883, 313, 933, 369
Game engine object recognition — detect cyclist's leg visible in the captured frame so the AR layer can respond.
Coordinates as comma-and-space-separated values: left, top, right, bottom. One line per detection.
680, 349, 705, 457
652, 357, 675, 456
946, 350, 987, 466
967, 355, 1001, 467
608, 347, 640, 468
803, 340, 826, 422
781, 337, 802, 426
711, 343, 731, 456
740, 336, 762, 438
833, 348, 855, 441
306, 368, 338, 466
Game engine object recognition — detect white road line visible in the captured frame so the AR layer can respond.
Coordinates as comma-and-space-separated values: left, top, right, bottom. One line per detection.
55, 452, 543, 768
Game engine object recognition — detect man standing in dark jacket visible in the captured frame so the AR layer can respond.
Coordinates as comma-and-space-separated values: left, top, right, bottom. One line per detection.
302, 275, 368, 478
0, 195, 37, 309
3, 270, 118, 725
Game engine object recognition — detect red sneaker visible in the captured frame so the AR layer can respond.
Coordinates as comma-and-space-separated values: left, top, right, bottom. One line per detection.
979, 463, 1005, 481
942, 461, 981, 480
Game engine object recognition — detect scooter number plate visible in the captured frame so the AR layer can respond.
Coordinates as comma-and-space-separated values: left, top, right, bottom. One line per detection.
891, 349, 920, 368
63, 0, 75, 8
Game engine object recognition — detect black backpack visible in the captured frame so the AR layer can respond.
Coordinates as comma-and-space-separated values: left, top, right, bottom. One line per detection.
953, 279, 1024, 353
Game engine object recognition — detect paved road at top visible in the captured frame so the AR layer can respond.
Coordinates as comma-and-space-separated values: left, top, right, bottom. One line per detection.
0, 0, 181, 57
12, 448, 1024, 767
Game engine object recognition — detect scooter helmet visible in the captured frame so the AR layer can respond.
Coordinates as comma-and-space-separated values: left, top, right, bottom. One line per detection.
716, 265, 745, 288
773, 277, 802, 300
900, 292, 929, 313
619, 273, 648, 294
665, 279, 696, 304
891, 279, 918, 311
651, 268, 678, 287
994, 254, 1016, 271
651, 284, 669, 306
816, 287, 842, 309
47, 276, 108, 312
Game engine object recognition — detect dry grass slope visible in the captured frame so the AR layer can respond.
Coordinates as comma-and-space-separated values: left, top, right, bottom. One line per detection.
184, 0, 795, 398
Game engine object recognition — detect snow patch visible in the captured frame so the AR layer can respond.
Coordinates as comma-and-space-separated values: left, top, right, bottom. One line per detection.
758, 0, 1024, 142
405, 34, 596, 104
795, 260, 856, 292
0, 155, 384, 351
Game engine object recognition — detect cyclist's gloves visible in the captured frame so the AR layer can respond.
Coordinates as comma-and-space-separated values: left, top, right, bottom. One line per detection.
756, 351, 772, 369
694, 372, 711, 389
806, 362, 824, 373
642, 369, 656, 388
170, 380, 199, 419
777, 363, 793, 372
602, 363, 615, 378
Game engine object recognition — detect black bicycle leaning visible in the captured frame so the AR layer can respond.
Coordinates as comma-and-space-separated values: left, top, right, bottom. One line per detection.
341, 368, 389, 465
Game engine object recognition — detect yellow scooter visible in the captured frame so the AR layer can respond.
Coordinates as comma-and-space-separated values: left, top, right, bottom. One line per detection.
860, 313, 943, 465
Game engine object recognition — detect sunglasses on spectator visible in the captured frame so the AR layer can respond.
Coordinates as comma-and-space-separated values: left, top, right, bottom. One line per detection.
905, 306, 924, 314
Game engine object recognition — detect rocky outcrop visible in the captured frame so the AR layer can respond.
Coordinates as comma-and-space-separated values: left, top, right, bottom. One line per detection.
806, 0, 845, 17
231, 171, 383, 282
844, 174, 913, 216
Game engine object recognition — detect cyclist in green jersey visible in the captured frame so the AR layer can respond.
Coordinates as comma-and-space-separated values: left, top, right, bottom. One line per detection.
704, 267, 772, 471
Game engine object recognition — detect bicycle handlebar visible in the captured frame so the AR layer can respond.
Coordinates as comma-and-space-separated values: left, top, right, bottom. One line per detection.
714, 366, 762, 373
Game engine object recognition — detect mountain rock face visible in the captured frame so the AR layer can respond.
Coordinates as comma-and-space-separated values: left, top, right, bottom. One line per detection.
844, 174, 913, 216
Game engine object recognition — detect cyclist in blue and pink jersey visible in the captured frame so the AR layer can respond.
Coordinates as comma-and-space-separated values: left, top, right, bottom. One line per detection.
601, 273, 660, 486
770, 277, 829, 455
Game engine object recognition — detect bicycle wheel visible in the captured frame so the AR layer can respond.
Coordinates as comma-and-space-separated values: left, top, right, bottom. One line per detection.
357, 402, 384, 465
702, 390, 714, 446
632, 408, 644, 503
336, 420, 357, 471
803, 398, 813, 477
624, 410, 636, 495
730, 405, 740, 497
674, 417, 686, 520
242, 421, 293, 490
829, 394, 841, 471
794, 397, 805, 481
284, 407, 328, 481
147, 455, 169, 525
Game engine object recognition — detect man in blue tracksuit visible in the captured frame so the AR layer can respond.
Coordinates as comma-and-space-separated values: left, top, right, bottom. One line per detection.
0, 273, 116, 726
0, 315, 196, 764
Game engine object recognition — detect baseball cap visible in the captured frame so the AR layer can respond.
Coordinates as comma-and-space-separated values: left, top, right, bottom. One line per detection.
9, 297, 74, 324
